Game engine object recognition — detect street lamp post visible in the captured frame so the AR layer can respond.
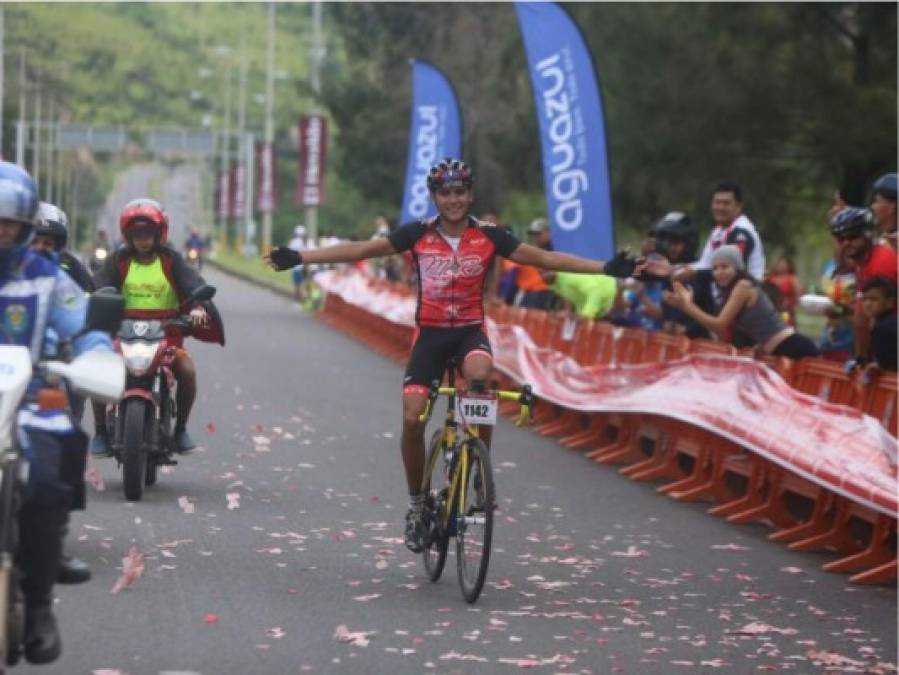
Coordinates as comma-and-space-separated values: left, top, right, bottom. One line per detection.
236, 31, 248, 252
261, 2, 275, 254
15, 49, 25, 166
306, 0, 324, 246
214, 46, 233, 249
32, 87, 41, 185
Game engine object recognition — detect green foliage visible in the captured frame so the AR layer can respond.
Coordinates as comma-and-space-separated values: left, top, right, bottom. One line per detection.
321, 2, 896, 275
2, 2, 895, 280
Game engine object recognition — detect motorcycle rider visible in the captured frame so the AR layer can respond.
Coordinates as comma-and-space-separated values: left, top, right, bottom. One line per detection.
29, 202, 95, 586
184, 228, 205, 270
31, 202, 94, 293
90, 199, 222, 457
185, 228, 205, 253
0, 161, 114, 663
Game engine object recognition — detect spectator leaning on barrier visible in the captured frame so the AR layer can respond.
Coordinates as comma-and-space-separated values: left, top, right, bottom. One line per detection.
516, 218, 555, 309
829, 207, 898, 369
817, 240, 856, 361
859, 276, 897, 373
610, 276, 665, 331
544, 270, 618, 320
864, 277, 898, 372
870, 172, 897, 252
647, 211, 715, 338
663, 244, 819, 359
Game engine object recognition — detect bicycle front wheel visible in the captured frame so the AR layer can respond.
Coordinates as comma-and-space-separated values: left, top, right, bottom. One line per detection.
422, 430, 450, 582
456, 438, 494, 603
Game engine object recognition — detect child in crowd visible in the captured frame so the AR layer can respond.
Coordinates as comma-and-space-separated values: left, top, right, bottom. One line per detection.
663, 245, 819, 359
765, 255, 803, 323
860, 276, 897, 372
818, 241, 857, 361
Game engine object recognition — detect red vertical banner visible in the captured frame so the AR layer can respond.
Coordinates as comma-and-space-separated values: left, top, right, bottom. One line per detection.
233, 160, 246, 218
218, 170, 231, 220
228, 162, 240, 218
295, 115, 328, 207
256, 142, 277, 214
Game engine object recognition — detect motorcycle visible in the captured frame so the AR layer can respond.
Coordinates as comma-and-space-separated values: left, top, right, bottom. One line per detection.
0, 347, 124, 669
185, 246, 202, 271
105, 285, 215, 502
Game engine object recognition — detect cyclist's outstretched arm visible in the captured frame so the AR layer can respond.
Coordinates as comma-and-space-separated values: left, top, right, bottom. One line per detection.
509, 243, 635, 278
304, 238, 395, 264
266, 238, 395, 270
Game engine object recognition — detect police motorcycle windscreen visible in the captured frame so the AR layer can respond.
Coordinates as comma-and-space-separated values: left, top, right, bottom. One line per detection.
0, 348, 33, 450
43, 351, 125, 404
0, 349, 30, 669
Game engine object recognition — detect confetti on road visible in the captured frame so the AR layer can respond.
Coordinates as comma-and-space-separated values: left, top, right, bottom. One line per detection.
611, 545, 648, 557
780, 566, 806, 574
85, 466, 105, 492
177, 496, 195, 514
439, 651, 488, 663
333, 624, 374, 647
110, 547, 144, 594
730, 622, 798, 636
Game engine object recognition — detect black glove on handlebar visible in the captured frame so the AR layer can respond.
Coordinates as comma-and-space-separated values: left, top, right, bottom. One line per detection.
603, 250, 637, 278
269, 246, 302, 271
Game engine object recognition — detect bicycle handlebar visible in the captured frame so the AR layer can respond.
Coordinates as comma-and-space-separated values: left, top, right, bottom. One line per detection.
418, 381, 534, 427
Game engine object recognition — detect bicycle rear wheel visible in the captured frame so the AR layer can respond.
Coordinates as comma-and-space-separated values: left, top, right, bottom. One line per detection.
422, 430, 450, 582
456, 438, 494, 603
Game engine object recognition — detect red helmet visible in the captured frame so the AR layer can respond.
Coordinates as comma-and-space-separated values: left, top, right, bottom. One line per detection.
119, 198, 169, 244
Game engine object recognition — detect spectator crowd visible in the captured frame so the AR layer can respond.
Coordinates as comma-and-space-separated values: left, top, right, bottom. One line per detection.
294, 173, 898, 375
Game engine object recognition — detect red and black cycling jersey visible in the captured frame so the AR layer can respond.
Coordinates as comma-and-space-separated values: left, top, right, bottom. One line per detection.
388, 216, 521, 327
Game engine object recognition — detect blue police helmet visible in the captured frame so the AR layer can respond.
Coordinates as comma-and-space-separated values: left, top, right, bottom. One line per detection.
0, 161, 39, 247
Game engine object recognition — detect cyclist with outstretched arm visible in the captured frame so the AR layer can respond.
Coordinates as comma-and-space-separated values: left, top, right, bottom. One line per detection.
266, 158, 640, 553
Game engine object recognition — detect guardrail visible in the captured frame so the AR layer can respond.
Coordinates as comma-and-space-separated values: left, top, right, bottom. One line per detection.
310, 269, 897, 585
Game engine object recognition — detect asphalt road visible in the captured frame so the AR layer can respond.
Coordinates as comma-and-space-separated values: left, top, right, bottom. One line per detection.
94, 162, 201, 249
20, 268, 897, 675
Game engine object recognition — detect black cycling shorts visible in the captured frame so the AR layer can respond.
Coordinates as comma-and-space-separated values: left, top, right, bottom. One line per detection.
403, 325, 492, 396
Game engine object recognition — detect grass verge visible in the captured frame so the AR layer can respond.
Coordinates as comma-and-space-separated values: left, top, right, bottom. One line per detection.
207, 249, 296, 296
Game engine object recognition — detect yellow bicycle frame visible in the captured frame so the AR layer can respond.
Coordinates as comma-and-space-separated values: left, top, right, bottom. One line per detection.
420, 386, 531, 531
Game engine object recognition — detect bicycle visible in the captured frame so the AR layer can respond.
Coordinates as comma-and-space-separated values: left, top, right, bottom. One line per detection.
417, 364, 533, 603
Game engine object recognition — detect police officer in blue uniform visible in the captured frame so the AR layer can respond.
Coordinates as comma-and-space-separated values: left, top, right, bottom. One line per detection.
0, 161, 114, 664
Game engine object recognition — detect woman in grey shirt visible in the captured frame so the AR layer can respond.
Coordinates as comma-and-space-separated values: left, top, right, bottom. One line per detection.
664, 245, 819, 359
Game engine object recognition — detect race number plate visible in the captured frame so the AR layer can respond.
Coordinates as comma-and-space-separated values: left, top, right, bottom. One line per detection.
458, 393, 498, 426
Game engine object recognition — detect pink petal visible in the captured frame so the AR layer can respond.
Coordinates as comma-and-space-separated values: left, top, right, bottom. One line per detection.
110, 547, 144, 594
84, 467, 105, 492
226, 492, 241, 510
203, 612, 218, 624
206, 423, 216, 433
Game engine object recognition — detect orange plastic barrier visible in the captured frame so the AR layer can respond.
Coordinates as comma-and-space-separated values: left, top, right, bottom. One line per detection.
314, 272, 898, 585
